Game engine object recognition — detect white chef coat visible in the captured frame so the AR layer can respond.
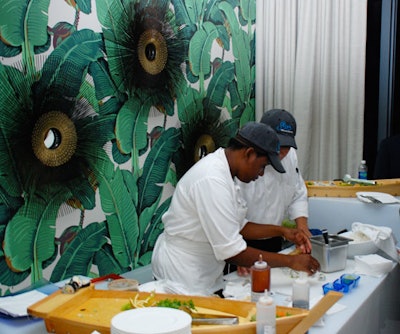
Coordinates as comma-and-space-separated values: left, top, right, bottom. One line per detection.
151, 148, 248, 295
238, 148, 308, 226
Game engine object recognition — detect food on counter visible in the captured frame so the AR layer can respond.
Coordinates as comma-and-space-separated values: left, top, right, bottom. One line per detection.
306, 181, 373, 187
107, 278, 139, 291
276, 310, 294, 318
156, 298, 196, 310
249, 310, 294, 322
288, 248, 303, 256
122, 291, 196, 312
122, 291, 156, 310
62, 276, 90, 294
305, 178, 400, 197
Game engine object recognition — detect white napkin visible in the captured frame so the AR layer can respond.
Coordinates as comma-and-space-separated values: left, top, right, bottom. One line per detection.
309, 295, 347, 328
351, 222, 399, 262
0, 290, 48, 317
222, 280, 251, 300
354, 254, 394, 277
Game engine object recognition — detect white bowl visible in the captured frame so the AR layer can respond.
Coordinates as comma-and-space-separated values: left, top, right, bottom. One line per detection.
111, 307, 191, 334
339, 231, 378, 258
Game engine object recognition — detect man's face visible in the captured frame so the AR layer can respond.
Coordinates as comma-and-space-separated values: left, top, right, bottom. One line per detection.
237, 151, 269, 183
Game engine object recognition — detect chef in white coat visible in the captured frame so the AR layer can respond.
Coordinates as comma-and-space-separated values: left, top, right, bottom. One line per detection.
231, 109, 310, 276
239, 109, 310, 253
151, 122, 320, 296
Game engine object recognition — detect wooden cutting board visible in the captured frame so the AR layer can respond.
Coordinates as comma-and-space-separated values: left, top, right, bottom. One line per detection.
288, 291, 343, 334
306, 178, 400, 197
28, 285, 309, 334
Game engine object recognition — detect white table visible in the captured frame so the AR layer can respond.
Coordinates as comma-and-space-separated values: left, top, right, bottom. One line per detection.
306, 196, 400, 333
221, 251, 400, 334
315, 263, 400, 334
271, 261, 400, 334
2, 195, 400, 333
1, 259, 399, 334
308, 196, 400, 240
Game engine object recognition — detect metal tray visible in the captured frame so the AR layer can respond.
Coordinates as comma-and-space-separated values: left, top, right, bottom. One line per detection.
311, 235, 350, 272
310, 235, 351, 247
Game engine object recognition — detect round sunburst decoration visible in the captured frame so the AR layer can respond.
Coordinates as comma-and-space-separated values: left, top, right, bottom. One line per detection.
2, 77, 115, 198
194, 134, 216, 163
102, 0, 186, 107
31, 111, 78, 167
174, 100, 238, 179
137, 29, 168, 76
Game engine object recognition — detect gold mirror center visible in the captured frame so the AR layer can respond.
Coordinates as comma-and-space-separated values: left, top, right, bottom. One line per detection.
32, 111, 78, 167
194, 134, 216, 163
138, 29, 168, 75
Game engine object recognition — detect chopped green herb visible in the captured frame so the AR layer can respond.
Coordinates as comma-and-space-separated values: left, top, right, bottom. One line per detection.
156, 298, 196, 310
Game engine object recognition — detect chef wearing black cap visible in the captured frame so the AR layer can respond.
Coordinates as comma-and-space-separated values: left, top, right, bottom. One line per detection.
151, 122, 320, 296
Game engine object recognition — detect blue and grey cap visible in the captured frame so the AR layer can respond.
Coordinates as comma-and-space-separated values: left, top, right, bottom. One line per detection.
236, 122, 285, 173
261, 109, 297, 149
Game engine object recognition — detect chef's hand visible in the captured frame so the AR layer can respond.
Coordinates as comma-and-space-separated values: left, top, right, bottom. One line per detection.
295, 217, 312, 238
236, 266, 251, 276
298, 227, 312, 238
288, 254, 320, 276
282, 228, 312, 254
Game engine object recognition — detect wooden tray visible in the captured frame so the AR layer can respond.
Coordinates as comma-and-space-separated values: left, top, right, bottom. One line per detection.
28, 285, 308, 334
306, 178, 400, 198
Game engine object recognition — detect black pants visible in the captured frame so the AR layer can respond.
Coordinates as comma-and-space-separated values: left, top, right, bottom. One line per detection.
246, 236, 283, 253
224, 237, 283, 274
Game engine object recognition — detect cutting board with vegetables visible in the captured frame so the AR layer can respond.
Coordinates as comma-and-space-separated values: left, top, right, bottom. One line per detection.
28, 285, 309, 333
306, 178, 400, 197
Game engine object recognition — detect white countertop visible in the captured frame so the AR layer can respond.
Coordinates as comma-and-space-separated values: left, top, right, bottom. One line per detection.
1, 259, 399, 334
222, 257, 400, 333
308, 196, 400, 240
2, 195, 400, 333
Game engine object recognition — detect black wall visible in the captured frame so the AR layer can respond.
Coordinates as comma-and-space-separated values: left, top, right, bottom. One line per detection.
364, 0, 399, 177
364, 0, 382, 177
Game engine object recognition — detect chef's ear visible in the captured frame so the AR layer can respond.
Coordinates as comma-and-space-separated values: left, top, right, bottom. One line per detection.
244, 146, 257, 158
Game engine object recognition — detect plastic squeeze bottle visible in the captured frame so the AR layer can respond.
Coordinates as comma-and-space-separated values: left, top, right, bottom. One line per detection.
256, 289, 276, 334
292, 272, 310, 310
251, 254, 270, 302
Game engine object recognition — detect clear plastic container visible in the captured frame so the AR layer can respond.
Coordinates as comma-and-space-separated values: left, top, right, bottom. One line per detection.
292, 273, 310, 310
256, 290, 276, 334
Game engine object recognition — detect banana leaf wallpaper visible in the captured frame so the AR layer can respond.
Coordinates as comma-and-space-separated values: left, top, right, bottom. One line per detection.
0, 0, 256, 294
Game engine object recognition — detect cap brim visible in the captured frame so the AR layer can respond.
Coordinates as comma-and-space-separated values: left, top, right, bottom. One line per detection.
277, 134, 297, 149
267, 152, 286, 173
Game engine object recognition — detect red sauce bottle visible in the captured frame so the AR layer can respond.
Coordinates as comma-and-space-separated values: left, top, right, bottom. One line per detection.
251, 254, 271, 302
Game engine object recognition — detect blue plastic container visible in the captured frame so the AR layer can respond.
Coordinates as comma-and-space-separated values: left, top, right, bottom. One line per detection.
322, 274, 361, 294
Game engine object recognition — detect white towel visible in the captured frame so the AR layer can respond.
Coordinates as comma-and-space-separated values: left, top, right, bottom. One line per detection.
222, 280, 251, 300
351, 222, 399, 262
354, 254, 394, 277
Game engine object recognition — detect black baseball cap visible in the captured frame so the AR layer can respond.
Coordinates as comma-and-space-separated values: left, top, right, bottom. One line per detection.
261, 109, 297, 149
236, 122, 285, 173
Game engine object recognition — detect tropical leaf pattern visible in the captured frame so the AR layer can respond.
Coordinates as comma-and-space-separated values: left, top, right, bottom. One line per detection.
0, 0, 256, 294
0, 0, 51, 77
